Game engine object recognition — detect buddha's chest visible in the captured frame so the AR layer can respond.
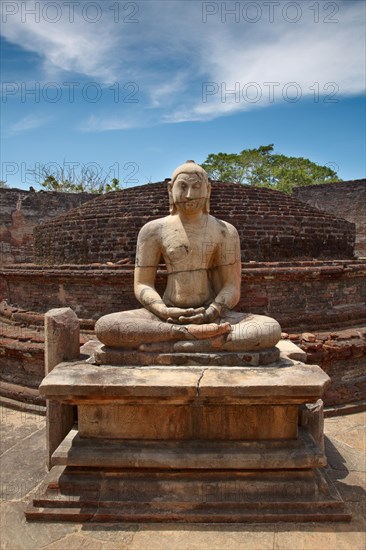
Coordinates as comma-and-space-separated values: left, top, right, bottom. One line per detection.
161, 226, 216, 269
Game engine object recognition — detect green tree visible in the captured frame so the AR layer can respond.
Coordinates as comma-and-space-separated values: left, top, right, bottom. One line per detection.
201, 144, 341, 194
0, 180, 9, 188
33, 162, 122, 193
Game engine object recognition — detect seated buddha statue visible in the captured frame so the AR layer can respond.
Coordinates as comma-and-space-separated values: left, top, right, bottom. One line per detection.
95, 161, 281, 353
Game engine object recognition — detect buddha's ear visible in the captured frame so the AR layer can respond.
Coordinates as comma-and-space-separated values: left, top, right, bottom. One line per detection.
207, 179, 212, 196
204, 179, 211, 214
167, 181, 176, 214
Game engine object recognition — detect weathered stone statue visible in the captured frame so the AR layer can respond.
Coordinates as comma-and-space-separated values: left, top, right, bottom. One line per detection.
95, 161, 281, 353
31, 161, 343, 523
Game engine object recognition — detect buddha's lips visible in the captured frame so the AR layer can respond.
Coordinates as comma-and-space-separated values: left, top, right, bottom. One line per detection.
181, 199, 202, 209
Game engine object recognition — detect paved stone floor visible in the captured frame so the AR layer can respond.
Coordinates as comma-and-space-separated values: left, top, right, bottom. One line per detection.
0, 405, 365, 550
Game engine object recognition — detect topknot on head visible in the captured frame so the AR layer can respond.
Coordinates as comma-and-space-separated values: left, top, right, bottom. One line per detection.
170, 161, 209, 185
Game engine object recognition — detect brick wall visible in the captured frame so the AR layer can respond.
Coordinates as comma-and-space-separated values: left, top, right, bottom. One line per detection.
1, 262, 365, 408
293, 179, 366, 258
34, 182, 355, 264
1, 260, 365, 331
294, 328, 366, 407
0, 188, 96, 265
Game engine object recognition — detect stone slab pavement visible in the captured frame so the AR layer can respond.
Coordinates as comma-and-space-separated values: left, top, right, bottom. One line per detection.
0, 405, 365, 550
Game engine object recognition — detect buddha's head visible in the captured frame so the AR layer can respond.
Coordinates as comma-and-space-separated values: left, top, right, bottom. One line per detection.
168, 161, 211, 215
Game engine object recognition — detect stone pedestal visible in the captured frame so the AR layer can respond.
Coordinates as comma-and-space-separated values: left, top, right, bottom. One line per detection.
26, 349, 351, 523
44, 307, 79, 469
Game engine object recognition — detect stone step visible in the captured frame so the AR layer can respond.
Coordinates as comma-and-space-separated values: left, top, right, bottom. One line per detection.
52, 427, 326, 470
25, 465, 351, 523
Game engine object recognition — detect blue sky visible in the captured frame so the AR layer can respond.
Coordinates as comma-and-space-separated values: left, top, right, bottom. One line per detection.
1, 0, 365, 190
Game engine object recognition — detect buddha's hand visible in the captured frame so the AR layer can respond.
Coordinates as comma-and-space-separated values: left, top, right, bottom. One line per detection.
166, 303, 221, 325
156, 306, 206, 324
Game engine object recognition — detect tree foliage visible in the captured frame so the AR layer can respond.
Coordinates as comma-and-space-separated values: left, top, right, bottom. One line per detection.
0, 180, 9, 189
33, 162, 122, 193
201, 144, 341, 194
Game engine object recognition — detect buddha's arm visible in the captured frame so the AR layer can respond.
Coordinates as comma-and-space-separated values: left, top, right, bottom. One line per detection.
206, 224, 241, 319
134, 221, 165, 316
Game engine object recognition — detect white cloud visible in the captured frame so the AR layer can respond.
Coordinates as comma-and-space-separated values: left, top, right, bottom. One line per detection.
1, 0, 128, 83
148, 72, 189, 108
8, 113, 48, 134
1, 0, 365, 126
165, 1, 366, 121
80, 114, 143, 132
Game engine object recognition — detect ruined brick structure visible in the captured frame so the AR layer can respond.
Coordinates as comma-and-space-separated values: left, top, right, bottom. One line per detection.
0, 180, 365, 410
0, 188, 95, 265
34, 181, 355, 264
1, 260, 365, 329
293, 179, 366, 258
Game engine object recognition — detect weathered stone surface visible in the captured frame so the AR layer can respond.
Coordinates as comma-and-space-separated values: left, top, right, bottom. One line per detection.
26, 466, 349, 523
0, 501, 78, 550
39, 361, 330, 405
93, 344, 280, 366
2, 406, 364, 543
44, 308, 80, 374
53, 427, 325, 469
31, 349, 341, 523
77, 403, 297, 440
300, 399, 325, 450
0, 422, 47, 501
276, 339, 307, 362
44, 307, 79, 468
197, 363, 330, 403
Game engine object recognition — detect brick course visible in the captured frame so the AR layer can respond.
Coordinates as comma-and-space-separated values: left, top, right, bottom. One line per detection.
1, 260, 365, 331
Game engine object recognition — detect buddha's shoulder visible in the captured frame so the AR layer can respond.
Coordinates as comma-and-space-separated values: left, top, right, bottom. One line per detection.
207, 215, 239, 238
138, 216, 169, 235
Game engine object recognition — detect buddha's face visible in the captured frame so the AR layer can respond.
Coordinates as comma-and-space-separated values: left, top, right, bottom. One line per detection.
171, 173, 208, 214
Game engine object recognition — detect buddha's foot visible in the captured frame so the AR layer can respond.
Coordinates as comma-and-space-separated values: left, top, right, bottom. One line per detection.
184, 322, 231, 340
173, 335, 227, 352
138, 335, 228, 353
138, 341, 175, 352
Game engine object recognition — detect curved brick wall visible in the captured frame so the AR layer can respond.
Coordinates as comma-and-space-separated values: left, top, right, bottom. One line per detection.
1, 260, 365, 408
1, 260, 365, 329
34, 181, 355, 264
293, 179, 366, 258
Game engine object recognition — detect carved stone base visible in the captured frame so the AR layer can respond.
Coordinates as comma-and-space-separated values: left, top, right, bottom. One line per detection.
26, 465, 349, 523
26, 355, 350, 523
93, 345, 280, 366
50, 427, 326, 469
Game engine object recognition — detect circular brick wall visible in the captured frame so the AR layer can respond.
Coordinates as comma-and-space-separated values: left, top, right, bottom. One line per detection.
34, 181, 355, 264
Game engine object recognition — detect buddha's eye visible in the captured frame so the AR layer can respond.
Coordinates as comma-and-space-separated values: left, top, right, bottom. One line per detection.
180, 183, 187, 190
